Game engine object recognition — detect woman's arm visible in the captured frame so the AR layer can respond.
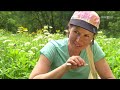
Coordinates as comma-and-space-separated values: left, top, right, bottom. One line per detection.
29, 54, 70, 79
29, 55, 86, 79
95, 58, 115, 79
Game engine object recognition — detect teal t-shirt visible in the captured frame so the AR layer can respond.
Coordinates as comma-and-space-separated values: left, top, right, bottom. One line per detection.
40, 38, 105, 79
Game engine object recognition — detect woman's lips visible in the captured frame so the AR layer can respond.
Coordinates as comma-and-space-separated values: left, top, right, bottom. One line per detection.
74, 42, 82, 47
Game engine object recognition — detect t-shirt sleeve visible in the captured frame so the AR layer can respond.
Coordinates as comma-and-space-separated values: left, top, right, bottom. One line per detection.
91, 41, 105, 62
40, 40, 56, 64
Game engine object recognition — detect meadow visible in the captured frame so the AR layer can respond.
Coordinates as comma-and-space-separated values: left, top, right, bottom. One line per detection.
0, 28, 120, 79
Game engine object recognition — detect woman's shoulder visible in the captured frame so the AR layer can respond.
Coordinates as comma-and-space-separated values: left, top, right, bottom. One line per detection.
91, 40, 102, 52
50, 38, 68, 47
92, 40, 99, 47
91, 40, 105, 62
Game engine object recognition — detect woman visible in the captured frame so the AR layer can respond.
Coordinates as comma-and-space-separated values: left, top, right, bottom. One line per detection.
29, 11, 115, 79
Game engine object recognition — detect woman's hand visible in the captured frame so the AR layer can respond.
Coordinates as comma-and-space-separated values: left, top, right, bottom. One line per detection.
66, 56, 87, 70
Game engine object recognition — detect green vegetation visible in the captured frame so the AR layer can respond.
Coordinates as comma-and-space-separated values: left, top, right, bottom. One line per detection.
96, 31, 120, 78
0, 11, 120, 37
0, 27, 65, 79
0, 27, 120, 79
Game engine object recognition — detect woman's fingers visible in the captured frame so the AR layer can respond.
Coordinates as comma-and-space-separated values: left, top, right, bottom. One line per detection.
67, 58, 78, 66
78, 56, 86, 66
66, 56, 87, 68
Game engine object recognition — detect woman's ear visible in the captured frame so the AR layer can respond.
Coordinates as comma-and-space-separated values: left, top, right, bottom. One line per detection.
64, 29, 69, 37
67, 30, 70, 38
91, 38, 94, 45
91, 34, 96, 45
66, 24, 70, 38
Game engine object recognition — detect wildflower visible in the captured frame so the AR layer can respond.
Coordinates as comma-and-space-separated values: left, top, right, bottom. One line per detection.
48, 38, 53, 42
24, 42, 31, 46
28, 50, 35, 55
8, 43, 16, 47
98, 31, 103, 34
32, 36, 43, 42
39, 44, 45, 47
44, 32, 50, 36
3, 40, 11, 43
20, 50, 25, 53
31, 47, 38, 51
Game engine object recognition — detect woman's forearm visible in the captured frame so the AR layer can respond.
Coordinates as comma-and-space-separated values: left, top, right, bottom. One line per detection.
33, 63, 70, 79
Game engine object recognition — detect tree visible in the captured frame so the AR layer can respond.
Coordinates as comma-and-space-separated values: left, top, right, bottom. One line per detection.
97, 11, 120, 38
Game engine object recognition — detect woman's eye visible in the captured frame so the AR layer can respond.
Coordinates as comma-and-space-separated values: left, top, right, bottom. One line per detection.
74, 31, 79, 34
74, 31, 77, 33
84, 35, 89, 37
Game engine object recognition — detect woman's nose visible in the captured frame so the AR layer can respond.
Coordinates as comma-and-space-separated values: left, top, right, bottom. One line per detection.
76, 35, 81, 42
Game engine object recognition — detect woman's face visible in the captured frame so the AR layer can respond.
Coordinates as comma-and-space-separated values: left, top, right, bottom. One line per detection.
68, 25, 94, 51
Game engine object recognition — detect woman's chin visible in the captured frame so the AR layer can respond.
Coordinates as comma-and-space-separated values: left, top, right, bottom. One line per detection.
74, 43, 83, 48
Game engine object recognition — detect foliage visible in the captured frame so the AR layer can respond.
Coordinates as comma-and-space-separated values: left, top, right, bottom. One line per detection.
0, 11, 73, 34
0, 11, 120, 37
17, 26, 28, 33
96, 31, 120, 78
0, 28, 120, 79
97, 11, 120, 38
0, 28, 65, 79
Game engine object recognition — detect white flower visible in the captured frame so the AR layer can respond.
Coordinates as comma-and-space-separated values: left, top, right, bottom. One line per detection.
31, 47, 38, 51
48, 38, 53, 42
24, 42, 31, 46
28, 50, 35, 55
32, 36, 43, 42
20, 50, 25, 53
3, 40, 11, 43
8, 43, 15, 46
39, 44, 45, 47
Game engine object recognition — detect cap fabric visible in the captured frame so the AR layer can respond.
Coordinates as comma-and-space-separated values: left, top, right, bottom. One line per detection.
69, 11, 100, 34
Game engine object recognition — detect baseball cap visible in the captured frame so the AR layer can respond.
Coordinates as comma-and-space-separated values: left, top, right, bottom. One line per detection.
69, 11, 100, 34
